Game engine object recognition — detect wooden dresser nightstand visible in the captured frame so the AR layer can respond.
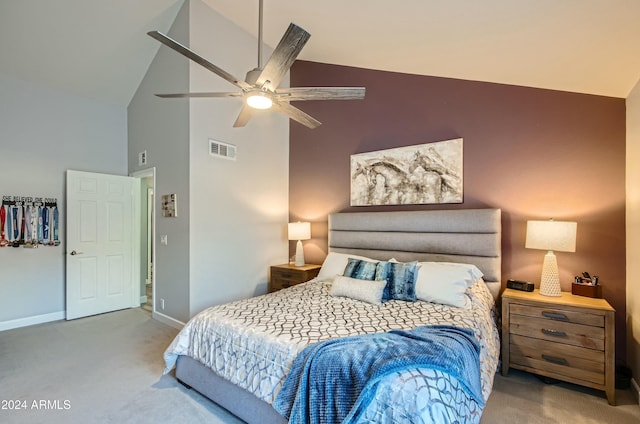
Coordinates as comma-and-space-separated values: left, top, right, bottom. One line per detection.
269, 263, 321, 293
501, 288, 616, 405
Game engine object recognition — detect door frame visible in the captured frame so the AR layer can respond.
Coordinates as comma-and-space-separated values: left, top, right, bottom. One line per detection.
131, 167, 156, 313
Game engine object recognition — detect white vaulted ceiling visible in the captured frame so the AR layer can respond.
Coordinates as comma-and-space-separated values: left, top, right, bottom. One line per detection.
1, 0, 639, 107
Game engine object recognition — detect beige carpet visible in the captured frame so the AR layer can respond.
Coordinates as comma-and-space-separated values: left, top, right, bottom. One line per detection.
0, 308, 638, 423
0, 308, 242, 424
484, 370, 640, 424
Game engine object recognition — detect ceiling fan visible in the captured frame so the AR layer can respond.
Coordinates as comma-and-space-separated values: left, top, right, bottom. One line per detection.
147, 0, 365, 129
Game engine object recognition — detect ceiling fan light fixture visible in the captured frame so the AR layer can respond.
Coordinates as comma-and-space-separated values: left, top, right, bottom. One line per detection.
246, 91, 273, 109
148, 0, 364, 129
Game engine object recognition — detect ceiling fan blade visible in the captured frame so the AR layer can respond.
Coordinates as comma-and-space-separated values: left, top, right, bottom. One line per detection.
155, 92, 243, 98
148, 31, 252, 91
256, 23, 310, 90
275, 87, 366, 102
272, 101, 321, 129
233, 104, 254, 127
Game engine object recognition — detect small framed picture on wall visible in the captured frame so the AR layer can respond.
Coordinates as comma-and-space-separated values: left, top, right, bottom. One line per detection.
161, 193, 177, 217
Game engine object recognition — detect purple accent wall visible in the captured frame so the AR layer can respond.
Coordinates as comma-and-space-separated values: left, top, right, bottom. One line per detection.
289, 60, 626, 360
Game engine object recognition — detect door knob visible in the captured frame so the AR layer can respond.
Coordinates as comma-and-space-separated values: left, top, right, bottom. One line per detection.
70, 250, 84, 256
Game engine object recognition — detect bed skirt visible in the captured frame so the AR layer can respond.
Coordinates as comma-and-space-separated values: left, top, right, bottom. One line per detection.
175, 355, 287, 424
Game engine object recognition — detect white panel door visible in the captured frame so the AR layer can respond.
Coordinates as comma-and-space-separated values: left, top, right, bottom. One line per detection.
66, 170, 139, 320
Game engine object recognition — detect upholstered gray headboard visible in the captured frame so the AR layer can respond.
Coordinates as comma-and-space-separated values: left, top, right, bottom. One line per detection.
328, 208, 502, 299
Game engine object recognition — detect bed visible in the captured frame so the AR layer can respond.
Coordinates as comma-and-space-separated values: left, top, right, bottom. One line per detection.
164, 208, 502, 423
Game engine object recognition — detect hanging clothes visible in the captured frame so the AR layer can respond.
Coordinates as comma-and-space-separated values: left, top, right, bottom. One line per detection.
0, 205, 7, 247
0, 197, 61, 247
52, 206, 60, 245
11, 205, 22, 247
37, 205, 43, 243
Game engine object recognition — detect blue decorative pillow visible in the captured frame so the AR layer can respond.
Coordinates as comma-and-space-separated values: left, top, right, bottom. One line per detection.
375, 260, 419, 301
343, 258, 378, 280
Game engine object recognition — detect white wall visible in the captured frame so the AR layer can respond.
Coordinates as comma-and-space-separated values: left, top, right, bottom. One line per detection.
187, 0, 289, 315
128, 1, 191, 324
0, 73, 127, 329
627, 78, 640, 396
128, 0, 289, 322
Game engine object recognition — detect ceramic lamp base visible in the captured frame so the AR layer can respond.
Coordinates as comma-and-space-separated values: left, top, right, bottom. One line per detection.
294, 240, 305, 267
539, 251, 561, 296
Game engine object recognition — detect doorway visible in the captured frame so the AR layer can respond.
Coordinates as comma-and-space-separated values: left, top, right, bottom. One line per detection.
132, 168, 155, 314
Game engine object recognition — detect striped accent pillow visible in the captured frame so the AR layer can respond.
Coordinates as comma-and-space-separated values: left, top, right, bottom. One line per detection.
375, 261, 419, 302
343, 257, 378, 280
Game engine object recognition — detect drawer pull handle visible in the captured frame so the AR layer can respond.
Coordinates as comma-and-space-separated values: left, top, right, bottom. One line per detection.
542, 311, 569, 321
542, 354, 568, 366
541, 328, 567, 338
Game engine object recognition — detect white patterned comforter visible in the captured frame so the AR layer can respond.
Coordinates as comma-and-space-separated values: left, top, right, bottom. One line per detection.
164, 278, 500, 423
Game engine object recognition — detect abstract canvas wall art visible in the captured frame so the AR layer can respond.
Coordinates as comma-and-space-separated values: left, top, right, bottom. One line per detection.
350, 138, 463, 206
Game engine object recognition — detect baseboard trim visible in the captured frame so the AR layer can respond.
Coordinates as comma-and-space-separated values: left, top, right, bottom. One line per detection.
0, 311, 65, 332
632, 378, 640, 406
152, 311, 185, 330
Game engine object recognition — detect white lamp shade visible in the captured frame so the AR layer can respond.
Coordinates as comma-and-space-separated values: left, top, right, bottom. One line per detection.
526, 219, 577, 297
288, 222, 311, 241
288, 222, 310, 267
525, 220, 577, 253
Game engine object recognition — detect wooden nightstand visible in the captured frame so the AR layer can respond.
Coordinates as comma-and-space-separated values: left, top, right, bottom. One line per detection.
501, 288, 616, 405
269, 263, 321, 293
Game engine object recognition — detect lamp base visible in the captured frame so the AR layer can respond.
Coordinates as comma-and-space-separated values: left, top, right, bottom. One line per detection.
539, 251, 561, 296
294, 240, 305, 267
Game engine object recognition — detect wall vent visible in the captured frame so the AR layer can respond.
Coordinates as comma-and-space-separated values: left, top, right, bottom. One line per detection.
209, 139, 236, 160
138, 150, 147, 166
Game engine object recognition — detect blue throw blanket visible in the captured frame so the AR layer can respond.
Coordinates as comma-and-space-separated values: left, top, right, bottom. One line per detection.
273, 325, 483, 424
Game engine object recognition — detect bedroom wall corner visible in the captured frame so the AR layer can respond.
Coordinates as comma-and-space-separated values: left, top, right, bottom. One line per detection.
186, 0, 289, 316
626, 77, 640, 402
128, 0, 191, 323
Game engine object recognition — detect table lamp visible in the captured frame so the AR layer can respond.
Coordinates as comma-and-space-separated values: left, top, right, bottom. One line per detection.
525, 219, 577, 296
288, 222, 311, 266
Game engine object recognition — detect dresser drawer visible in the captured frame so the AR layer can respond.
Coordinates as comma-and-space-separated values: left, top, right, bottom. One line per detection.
270, 277, 296, 291
510, 303, 604, 327
269, 264, 321, 293
510, 334, 605, 385
510, 314, 604, 350
271, 269, 301, 283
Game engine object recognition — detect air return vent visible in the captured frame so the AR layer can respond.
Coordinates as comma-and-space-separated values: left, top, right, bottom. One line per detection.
209, 139, 236, 160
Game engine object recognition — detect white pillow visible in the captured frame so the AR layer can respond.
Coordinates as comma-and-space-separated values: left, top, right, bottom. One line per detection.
317, 252, 375, 280
435, 262, 484, 282
330, 275, 387, 305
415, 262, 482, 308
390, 259, 483, 281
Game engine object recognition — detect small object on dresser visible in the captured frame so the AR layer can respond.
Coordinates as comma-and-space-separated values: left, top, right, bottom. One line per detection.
572, 272, 601, 298
506, 279, 534, 292
572, 281, 602, 298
